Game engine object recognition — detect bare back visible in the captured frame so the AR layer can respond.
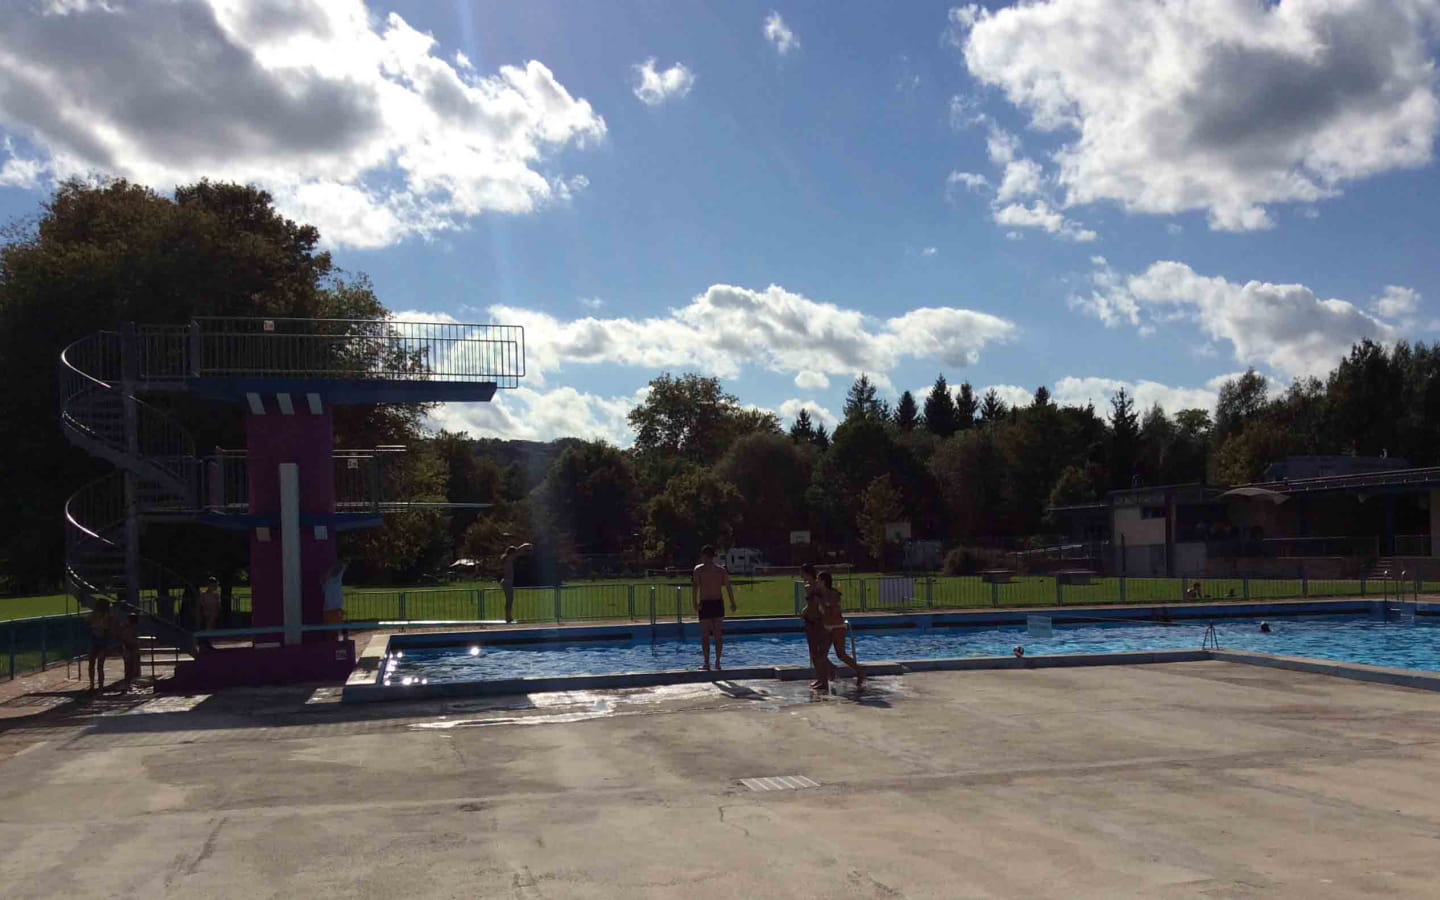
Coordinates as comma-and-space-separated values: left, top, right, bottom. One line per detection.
692, 562, 729, 600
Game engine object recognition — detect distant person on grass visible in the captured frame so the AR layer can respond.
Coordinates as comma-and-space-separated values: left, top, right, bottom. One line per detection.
499, 543, 533, 623
799, 563, 834, 690
692, 545, 737, 670
86, 598, 114, 691
818, 572, 864, 687
323, 560, 348, 640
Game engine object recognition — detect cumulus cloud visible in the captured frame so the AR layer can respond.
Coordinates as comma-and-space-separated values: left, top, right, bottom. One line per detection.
794, 370, 829, 390
0, 0, 606, 249
632, 58, 695, 105
948, 122, 1097, 240
428, 385, 641, 445
953, 0, 1440, 230
1071, 258, 1400, 378
492, 283, 1016, 382
945, 170, 990, 198
1374, 285, 1422, 320
763, 12, 799, 55
779, 398, 838, 430
1052, 376, 1219, 415
980, 384, 1036, 410
993, 200, 1096, 242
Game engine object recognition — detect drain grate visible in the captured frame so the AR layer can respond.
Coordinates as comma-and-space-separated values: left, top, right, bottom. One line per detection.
740, 775, 819, 792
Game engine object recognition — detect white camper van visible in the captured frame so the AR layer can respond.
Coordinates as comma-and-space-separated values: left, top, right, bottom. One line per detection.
722, 547, 765, 575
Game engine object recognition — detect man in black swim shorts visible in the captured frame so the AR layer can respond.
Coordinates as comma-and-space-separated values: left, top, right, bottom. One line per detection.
692, 545, 738, 670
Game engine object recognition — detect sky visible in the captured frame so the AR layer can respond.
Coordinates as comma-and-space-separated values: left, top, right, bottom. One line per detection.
2, 0, 1439, 445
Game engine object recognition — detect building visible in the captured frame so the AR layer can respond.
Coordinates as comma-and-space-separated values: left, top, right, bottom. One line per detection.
723, 547, 766, 575
1108, 457, 1440, 578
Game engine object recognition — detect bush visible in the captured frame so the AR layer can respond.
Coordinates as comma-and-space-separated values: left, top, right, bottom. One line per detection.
942, 546, 1008, 576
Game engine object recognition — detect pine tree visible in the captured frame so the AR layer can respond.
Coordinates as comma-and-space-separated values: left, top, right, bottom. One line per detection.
894, 391, 919, 430
843, 374, 888, 423
789, 408, 817, 444
923, 375, 958, 437
954, 382, 978, 431
813, 423, 831, 450
1033, 385, 1051, 408
979, 388, 1008, 423
1108, 387, 1141, 489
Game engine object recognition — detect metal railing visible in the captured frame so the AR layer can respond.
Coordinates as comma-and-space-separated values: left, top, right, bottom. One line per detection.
202, 448, 403, 514
189, 318, 524, 387
1, 613, 89, 681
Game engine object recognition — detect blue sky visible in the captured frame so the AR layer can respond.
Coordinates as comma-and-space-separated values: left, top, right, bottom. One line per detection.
3, 0, 1439, 443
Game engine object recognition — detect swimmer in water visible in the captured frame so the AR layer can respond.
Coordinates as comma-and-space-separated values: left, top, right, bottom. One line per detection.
1259, 621, 1272, 634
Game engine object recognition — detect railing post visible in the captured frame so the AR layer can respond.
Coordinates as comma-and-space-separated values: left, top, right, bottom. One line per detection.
675, 586, 683, 625
553, 584, 563, 623
793, 580, 802, 616
188, 320, 202, 377
649, 585, 657, 626
628, 584, 636, 620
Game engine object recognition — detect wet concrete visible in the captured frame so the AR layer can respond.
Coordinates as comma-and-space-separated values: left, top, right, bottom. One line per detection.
4, 662, 1440, 897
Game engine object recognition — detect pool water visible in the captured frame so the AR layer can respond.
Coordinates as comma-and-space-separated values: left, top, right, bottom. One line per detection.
383, 615, 1440, 686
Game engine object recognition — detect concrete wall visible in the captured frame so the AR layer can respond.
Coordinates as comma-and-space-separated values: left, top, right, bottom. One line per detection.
1113, 506, 1165, 546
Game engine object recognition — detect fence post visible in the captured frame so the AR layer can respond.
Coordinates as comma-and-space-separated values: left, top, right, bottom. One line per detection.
554, 584, 563, 623
1055, 577, 1064, 607
628, 584, 636, 620
1360, 575, 1366, 597
1243, 577, 1250, 601
649, 586, 657, 626
474, 589, 483, 621
398, 591, 407, 620
1301, 562, 1308, 598
39, 620, 46, 671
990, 582, 999, 608
860, 579, 867, 612
926, 576, 934, 609
7, 621, 14, 680
793, 580, 802, 616
1119, 576, 1127, 604
675, 586, 683, 625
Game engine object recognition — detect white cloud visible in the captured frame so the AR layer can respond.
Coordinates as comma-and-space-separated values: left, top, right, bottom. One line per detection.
492, 283, 1016, 383
779, 398, 838, 430
993, 201, 1096, 242
945, 171, 990, 199
1052, 376, 1219, 415
1374, 285, 1421, 319
1071, 259, 1400, 378
428, 385, 641, 445
921, 246, 938, 257
980, 384, 1036, 410
0, 0, 606, 249
578, 297, 606, 310
631, 58, 695, 106
794, 370, 829, 390
763, 12, 799, 55
996, 158, 1043, 202
954, 0, 1440, 230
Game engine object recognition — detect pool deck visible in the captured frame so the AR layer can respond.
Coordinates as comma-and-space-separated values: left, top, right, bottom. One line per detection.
5, 661, 1440, 897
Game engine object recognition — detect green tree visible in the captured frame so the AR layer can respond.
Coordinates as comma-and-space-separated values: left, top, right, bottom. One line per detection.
627, 373, 778, 488
789, 408, 818, 443
644, 468, 745, 565
531, 441, 639, 556
1108, 388, 1141, 489
930, 428, 1011, 540
954, 382, 978, 431
857, 474, 903, 563
843, 374, 889, 423
923, 375, 958, 437
1048, 464, 1098, 509
716, 432, 812, 553
894, 390, 920, 431
978, 388, 1008, 423
1214, 369, 1268, 445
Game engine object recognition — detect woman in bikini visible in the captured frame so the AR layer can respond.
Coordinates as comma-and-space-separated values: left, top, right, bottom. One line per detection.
799, 564, 834, 690
818, 572, 864, 686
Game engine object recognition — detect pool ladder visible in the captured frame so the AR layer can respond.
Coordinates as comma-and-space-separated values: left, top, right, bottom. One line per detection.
1201, 624, 1220, 650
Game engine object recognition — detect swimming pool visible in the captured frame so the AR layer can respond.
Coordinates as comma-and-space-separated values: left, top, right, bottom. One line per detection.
381, 613, 1440, 686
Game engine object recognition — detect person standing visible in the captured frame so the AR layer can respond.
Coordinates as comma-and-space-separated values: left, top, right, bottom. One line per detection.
499, 543, 533, 623
86, 598, 114, 691
819, 572, 864, 687
692, 545, 737, 670
196, 576, 221, 651
799, 564, 833, 690
323, 560, 348, 640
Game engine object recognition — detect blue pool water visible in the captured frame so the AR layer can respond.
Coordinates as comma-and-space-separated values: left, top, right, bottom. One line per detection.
382, 615, 1440, 686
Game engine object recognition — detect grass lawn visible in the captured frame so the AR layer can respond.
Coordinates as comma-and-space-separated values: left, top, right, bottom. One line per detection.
0, 594, 73, 622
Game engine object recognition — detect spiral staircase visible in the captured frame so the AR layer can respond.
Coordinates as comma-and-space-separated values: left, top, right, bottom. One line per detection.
59, 326, 200, 655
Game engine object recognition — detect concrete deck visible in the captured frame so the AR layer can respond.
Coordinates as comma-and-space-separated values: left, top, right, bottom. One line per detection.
4, 662, 1440, 897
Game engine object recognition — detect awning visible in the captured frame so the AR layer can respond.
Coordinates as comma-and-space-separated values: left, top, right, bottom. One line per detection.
1218, 486, 1289, 504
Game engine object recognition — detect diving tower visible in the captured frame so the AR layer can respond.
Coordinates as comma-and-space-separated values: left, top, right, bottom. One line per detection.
59, 316, 524, 687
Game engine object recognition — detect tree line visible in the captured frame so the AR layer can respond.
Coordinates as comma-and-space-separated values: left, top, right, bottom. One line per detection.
2, 179, 1435, 590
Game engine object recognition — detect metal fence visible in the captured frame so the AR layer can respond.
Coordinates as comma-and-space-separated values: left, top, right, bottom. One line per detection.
2, 614, 89, 681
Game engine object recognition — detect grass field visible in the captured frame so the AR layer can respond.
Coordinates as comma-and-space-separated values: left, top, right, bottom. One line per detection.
4, 573, 1428, 628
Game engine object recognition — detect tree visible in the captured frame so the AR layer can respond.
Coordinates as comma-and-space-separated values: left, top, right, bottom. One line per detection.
531, 441, 639, 556
857, 474, 903, 563
1048, 464, 1098, 509
1108, 388, 1141, 489
1033, 386, 1051, 408
789, 408, 817, 444
1214, 369, 1268, 445
813, 423, 831, 450
716, 432, 812, 554
978, 388, 1008, 423
627, 372, 778, 471
923, 375, 958, 437
0, 178, 411, 590
894, 390, 919, 431
930, 428, 1011, 540
644, 469, 745, 565
954, 382, 978, 431
843, 374, 889, 423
